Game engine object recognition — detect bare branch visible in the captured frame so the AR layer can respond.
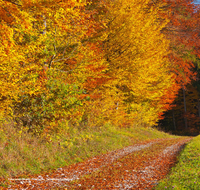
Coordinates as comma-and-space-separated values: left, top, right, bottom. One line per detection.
49, 59, 84, 74
54, 46, 78, 63
3, 0, 21, 6
49, 55, 56, 68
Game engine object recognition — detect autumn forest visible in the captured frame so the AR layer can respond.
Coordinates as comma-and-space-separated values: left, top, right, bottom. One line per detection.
1, 0, 200, 135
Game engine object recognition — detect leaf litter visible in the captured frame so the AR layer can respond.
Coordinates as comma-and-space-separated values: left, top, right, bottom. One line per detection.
1, 138, 191, 189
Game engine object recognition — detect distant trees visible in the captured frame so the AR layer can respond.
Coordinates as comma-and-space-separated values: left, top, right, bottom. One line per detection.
157, 0, 200, 133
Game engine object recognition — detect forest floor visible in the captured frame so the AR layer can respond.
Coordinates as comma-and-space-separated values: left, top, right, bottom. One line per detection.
3, 137, 191, 190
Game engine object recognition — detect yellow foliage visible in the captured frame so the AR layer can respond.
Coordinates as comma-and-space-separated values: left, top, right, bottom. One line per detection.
0, 0, 182, 130
99, 0, 175, 126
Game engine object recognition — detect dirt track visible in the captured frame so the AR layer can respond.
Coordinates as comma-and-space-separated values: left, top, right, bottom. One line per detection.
6, 138, 191, 190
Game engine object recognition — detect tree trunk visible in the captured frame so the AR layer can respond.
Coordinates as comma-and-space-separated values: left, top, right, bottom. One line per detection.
183, 87, 188, 129
42, 15, 47, 35
116, 102, 119, 110
198, 99, 200, 117
172, 109, 176, 131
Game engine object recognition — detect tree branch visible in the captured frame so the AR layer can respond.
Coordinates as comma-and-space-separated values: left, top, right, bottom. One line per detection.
3, 0, 21, 6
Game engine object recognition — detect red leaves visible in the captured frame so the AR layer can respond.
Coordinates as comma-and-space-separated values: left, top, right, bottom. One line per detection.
66, 138, 191, 189
154, 0, 200, 121
5, 138, 192, 189
160, 0, 199, 82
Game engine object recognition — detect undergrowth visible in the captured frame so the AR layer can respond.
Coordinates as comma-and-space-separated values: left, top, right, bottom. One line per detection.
155, 135, 200, 190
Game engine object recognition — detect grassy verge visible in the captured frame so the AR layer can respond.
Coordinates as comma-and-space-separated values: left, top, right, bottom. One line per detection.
155, 135, 200, 190
0, 121, 174, 182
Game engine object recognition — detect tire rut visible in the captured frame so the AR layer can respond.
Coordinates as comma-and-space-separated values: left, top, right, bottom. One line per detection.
5, 138, 191, 190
